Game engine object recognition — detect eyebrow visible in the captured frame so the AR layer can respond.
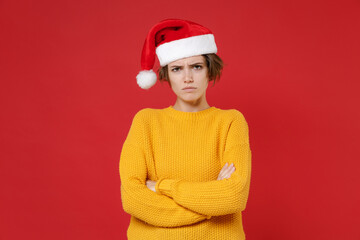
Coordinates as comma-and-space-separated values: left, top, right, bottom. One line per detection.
169, 62, 205, 68
189, 62, 204, 66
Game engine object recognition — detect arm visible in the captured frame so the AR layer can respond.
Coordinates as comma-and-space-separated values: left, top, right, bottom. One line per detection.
155, 112, 252, 216
147, 163, 236, 191
119, 112, 209, 227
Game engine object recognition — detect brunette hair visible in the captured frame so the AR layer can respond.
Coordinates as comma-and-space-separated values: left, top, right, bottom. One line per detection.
157, 53, 224, 86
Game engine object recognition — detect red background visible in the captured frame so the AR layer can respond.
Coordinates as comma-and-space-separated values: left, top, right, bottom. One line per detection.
1, 0, 359, 239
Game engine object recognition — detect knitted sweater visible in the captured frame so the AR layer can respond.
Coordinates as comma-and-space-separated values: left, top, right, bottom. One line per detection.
119, 105, 252, 240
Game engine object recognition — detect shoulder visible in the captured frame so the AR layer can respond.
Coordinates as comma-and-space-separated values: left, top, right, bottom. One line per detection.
133, 108, 154, 117
132, 107, 162, 123
217, 108, 250, 142
215, 108, 250, 135
216, 107, 247, 123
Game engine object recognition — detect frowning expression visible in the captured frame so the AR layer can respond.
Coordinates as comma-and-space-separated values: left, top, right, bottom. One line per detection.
167, 55, 209, 104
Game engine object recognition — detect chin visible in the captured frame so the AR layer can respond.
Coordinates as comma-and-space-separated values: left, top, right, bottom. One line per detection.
181, 97, 201, 103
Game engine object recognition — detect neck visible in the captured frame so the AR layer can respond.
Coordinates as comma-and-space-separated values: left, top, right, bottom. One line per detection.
172, 97, 210, 112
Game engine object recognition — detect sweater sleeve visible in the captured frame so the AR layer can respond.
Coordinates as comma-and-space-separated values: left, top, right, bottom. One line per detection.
119, 111, 209, 227
155, 111, 252, 216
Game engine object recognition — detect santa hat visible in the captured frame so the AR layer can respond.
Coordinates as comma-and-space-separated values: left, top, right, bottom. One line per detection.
136, 19, 218, 89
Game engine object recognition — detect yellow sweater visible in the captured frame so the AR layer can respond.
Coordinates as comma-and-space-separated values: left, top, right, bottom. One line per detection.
119, 106, 252, 239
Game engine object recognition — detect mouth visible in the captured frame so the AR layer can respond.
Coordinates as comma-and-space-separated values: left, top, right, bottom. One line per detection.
182, 87, 197, 90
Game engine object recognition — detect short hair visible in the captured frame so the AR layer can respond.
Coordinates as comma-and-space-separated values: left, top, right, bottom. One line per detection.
157, 53, 224, 87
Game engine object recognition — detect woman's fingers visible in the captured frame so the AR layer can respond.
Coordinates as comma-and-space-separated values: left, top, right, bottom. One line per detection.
217, 163, 228, 180
217, 163, 235, 180
146, 180, 156, 192
224, 164, 236, 179
222, 163, 234, 179
218, 163, 230, 180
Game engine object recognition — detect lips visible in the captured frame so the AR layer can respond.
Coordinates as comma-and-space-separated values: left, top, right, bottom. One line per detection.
182, 87, 197, 90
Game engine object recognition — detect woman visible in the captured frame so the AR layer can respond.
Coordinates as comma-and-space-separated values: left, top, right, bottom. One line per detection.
119, 19, 252, 239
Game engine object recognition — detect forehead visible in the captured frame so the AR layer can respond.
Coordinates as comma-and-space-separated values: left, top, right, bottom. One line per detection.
168, 55, 205, 66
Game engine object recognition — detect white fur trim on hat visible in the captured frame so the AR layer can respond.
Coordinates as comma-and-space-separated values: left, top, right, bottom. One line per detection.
136, 69, 157, 89
156, 34, 217, 66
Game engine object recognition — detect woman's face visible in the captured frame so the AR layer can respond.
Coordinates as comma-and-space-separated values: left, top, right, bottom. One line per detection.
167, 55, 209, 105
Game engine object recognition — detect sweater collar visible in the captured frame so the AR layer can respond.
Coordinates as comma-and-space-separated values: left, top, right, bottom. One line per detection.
164, 105, 218, 120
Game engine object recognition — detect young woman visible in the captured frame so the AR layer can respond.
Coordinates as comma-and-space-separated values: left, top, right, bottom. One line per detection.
119, 19, 252, 240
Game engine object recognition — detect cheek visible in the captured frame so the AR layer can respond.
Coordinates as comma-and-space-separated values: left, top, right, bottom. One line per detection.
169, 75, 182, 89
202, 82, 209, 92
168, 80, 180, 93
199, 75, 209, 89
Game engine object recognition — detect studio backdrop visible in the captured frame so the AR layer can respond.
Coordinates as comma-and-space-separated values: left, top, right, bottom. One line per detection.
0, 0, 359, 239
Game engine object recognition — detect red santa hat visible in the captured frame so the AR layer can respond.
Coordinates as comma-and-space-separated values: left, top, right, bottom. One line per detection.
136, 19, 218, 89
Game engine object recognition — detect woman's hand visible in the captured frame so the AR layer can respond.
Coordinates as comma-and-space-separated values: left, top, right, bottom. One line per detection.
146, 180, 156, 192
217, 163, 235, 180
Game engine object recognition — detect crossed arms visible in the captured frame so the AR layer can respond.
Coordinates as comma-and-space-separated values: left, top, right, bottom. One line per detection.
119, 112, 251, 227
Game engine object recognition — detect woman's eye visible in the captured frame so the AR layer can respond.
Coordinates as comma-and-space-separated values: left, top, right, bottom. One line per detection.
171, 67, 180, 72
194, 65, 202, 70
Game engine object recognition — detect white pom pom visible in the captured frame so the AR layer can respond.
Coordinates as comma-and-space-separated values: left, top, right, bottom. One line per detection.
136, 69, 157, 89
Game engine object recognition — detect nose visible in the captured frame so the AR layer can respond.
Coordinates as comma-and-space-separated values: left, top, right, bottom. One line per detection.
184, 67, 193, 83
